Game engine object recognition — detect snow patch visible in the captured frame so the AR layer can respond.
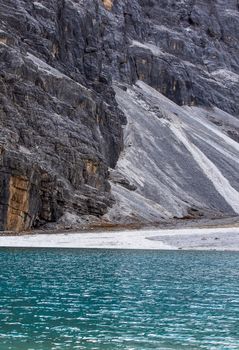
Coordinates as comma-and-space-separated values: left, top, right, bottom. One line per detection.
19, 146, 31, 155
130, 40, 164, 56
27, 53, 66, 78
33, 2, 47, 10
212, 69, 239, 84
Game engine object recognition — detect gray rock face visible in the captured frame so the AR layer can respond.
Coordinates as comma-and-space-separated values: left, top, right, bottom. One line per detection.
0, 0, 238, 231
0, 0, 126, 231
113, 0, 239, 115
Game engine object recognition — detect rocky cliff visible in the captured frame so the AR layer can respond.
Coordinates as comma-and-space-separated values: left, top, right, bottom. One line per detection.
0, 0, 239, 231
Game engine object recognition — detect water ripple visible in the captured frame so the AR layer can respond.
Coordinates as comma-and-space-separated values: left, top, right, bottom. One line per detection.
0, 249, 239, 349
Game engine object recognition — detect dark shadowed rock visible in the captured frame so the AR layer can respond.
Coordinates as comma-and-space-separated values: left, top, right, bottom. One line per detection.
0, 0, 126, 231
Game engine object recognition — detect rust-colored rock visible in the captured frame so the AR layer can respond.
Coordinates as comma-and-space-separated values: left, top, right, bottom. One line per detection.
102, 0, 113, 11
85, 160, 98, 175
6, 176, 30, 232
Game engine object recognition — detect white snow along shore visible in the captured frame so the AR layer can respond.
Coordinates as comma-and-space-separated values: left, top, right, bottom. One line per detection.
0, 227, 239, 250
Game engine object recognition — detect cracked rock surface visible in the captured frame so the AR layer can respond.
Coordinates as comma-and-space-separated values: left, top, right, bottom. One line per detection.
0, 0, 239, 231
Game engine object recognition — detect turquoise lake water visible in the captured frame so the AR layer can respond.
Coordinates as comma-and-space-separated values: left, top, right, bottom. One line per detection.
0, 249, 239, 350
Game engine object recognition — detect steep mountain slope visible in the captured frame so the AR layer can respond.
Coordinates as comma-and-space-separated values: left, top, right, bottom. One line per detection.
107, 81, 239, 223
0, 0, 238, 231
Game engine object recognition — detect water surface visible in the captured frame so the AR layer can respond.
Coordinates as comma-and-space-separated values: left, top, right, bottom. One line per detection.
0, 249, 239, 349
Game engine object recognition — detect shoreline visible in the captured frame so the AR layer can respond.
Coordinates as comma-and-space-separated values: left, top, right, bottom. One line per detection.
1, 215, 239, 237
0, 225, 239, 251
